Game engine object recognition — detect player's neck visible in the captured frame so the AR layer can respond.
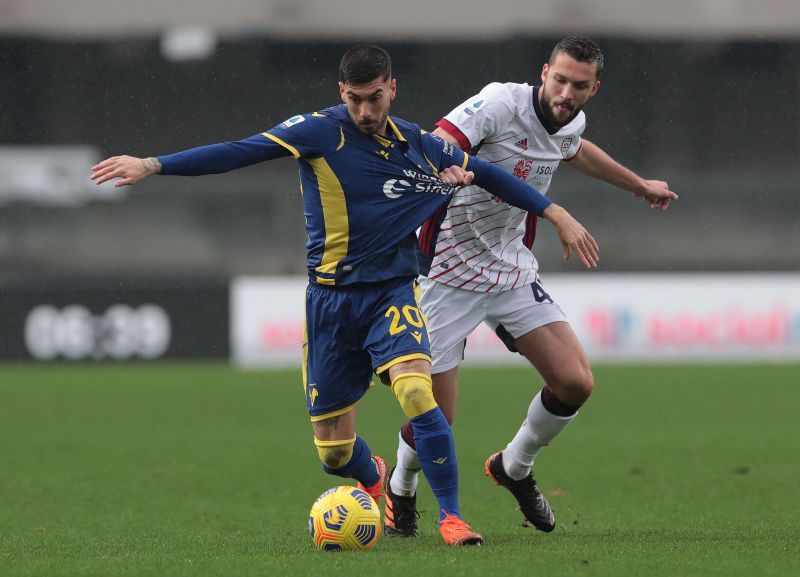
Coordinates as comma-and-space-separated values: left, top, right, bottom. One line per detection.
376, 120, 390, 138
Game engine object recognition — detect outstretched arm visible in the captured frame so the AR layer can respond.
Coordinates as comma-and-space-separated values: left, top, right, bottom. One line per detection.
90, 134, 292, 187
566, 139, 678, 211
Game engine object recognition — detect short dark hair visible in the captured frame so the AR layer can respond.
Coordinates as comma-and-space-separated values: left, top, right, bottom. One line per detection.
338, 44, 392, 85
549, 37, 604, 79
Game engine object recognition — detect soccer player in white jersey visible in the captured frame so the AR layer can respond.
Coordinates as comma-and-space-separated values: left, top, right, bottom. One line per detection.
384, 37, 678, 536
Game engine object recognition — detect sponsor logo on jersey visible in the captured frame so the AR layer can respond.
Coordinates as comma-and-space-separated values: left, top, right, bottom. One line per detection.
514, 138, 528, 150
383, 179, 411, 198
560, 137, 573, 158
382, 171, 458, 198
281, 115, 306, 128
471, 100, 484, 110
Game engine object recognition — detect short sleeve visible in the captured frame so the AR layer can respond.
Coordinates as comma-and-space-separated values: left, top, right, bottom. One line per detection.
436, 83, 516, 150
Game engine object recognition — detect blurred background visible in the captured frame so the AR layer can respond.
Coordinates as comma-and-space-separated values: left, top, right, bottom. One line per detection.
1, 0, 799, 363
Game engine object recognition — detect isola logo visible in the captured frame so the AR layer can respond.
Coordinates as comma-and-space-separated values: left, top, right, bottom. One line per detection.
383, 179, 412, 199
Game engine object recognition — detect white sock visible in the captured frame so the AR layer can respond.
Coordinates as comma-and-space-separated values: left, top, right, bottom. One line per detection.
390, 430, 421, 497
503, 390, 576, 480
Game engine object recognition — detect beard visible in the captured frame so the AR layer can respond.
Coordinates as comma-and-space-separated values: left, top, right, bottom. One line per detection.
351, 109, 390, 136
540, 91, 584, 129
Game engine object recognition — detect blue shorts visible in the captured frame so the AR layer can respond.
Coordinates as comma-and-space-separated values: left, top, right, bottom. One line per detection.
303, 276, 431, 420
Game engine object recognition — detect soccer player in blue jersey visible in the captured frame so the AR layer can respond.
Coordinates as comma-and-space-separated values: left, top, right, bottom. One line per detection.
90, 44, 599, 546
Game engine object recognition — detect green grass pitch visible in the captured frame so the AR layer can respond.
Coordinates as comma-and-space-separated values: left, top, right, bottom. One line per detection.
1, 363, 799, 576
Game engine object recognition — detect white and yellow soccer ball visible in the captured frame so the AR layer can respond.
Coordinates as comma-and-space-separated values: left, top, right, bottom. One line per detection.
308, 486, 381, 551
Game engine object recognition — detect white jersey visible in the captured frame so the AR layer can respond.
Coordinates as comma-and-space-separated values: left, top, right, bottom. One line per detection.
419, 82, 585, 292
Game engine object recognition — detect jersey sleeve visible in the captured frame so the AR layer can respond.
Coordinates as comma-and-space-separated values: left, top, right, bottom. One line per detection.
158, 133, 292, 176
420, 131, 470, 173
465, 154, 552, 216
419, 131, 551, 217
435, 82, 516, 150
263, 113, 341, 159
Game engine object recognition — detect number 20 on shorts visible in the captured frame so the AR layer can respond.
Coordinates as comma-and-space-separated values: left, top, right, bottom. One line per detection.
384, 305, 425, 336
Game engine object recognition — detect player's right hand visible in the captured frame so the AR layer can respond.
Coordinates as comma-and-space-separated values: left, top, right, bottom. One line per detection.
90, 155, 161, 187
543, 204, 599, 268
438, 165, 475, 187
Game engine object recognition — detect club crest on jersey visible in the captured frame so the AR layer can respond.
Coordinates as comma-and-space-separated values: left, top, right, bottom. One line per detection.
281, 115, 306, 128
513, 159, 532, 180
471, 100, 484, 110
560, 137, 573, 158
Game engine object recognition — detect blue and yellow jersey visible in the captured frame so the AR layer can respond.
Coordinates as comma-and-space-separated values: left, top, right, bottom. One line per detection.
264, 105, 468, 286
157, 103, 552, 286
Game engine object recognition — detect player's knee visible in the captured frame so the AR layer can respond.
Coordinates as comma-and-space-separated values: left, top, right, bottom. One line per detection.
568, 366, 594, 403
391, 372, 438, 419
314, 436, 355, 470
550, 366, 594, 405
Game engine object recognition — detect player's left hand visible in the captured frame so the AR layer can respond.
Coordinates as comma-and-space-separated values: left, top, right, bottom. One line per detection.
438, 165, 475, 187
543, 204, 600, 268
638, 179, 678, 211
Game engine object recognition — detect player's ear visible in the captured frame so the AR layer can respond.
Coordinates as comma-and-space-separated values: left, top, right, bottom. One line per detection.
389, 78, 396, 101
590, 80, 600, 97
541, 63, 549, 84
339, 82, 346, 103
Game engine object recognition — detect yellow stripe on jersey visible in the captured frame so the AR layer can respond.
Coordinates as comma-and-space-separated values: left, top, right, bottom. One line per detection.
386, 118, 407, 142
336, 127, 345, 151
423, 154, 439, 176
301, 312, 309, 397
309, 401, 359, 423
263, 132, 301, 159
372, 118, 408, 149
429, 152, 469, 171
412, 280, 429, 324
372, 133, 391, 148
307, 157, 349, 285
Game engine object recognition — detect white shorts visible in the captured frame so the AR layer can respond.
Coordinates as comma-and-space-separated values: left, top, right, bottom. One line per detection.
418, 276, 568, 373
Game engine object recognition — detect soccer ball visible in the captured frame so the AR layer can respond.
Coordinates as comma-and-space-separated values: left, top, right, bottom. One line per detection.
308, 486, 381, 551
